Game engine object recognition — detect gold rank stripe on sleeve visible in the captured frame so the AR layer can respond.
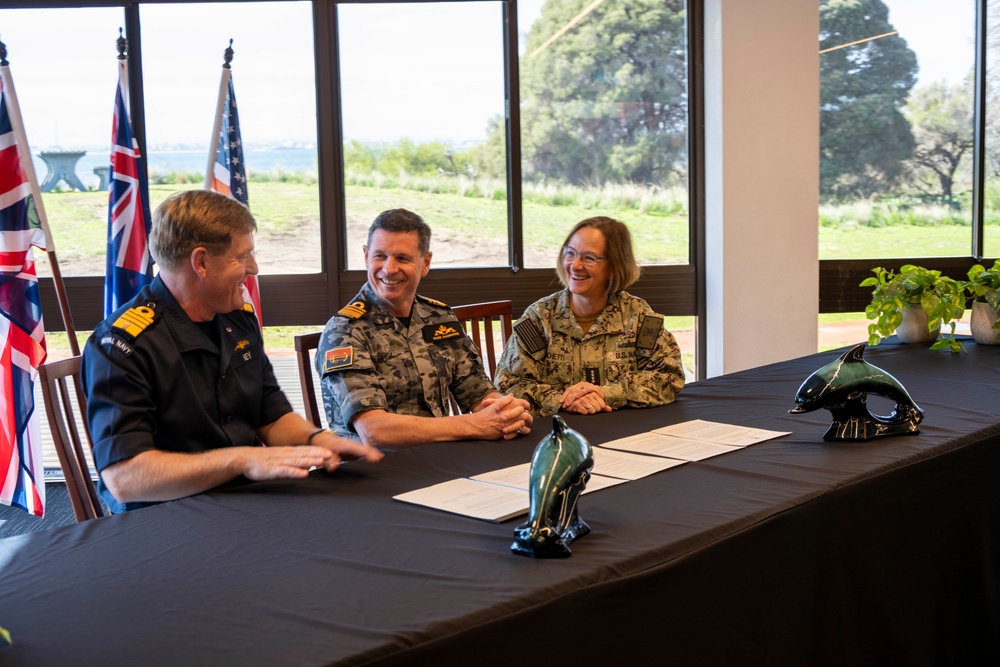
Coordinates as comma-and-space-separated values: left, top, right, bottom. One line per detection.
338, 300, 367, 319
324, 346, 354, 372
112, 306, 157, 338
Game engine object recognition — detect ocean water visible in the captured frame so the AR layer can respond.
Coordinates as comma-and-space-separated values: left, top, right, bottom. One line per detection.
30, 146, 317, 191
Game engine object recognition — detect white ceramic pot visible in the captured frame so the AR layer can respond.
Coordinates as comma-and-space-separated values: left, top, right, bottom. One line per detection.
970, 300, 1000, 345
896, 303, 940, 344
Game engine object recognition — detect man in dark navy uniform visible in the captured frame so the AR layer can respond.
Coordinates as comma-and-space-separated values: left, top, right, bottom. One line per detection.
83, 190, 381, 513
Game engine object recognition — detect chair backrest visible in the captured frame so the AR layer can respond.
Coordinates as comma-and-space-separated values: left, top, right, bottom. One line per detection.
451, 300, 514, 380
38, 356, 105, 521
294, 331, 324, 428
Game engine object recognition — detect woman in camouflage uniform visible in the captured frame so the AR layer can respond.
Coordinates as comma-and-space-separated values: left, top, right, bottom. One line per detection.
495, 216, 685, 418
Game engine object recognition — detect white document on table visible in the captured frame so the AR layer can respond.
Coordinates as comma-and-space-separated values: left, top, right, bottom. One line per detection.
591, 446, 687, 479
599, 432, 740, 461
652, 419, 790, 447
393, 478, 528, 522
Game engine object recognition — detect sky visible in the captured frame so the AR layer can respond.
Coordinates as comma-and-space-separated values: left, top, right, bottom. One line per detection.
0, 0, 978, 151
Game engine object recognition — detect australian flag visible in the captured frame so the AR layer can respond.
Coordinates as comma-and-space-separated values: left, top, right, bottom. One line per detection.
0, 68, 48, 517
105, 59, 153, 318
208, 71, 261, 326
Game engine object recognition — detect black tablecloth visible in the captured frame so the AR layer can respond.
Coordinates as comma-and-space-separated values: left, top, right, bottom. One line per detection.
2, 340, 999, 665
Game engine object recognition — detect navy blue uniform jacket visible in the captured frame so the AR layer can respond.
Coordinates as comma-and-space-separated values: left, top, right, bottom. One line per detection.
82, 276, 291, 512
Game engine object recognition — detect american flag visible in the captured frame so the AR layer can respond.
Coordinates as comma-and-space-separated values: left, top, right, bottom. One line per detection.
0, 65, 48, 517
105, 58, 153, 318
207, 68, 262, 327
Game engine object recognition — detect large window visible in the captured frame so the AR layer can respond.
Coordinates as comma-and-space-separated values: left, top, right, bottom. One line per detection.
338, 2, 508, 269
517, 0, 690, 269
819, 0, 976, 261
2, 7, 123, 278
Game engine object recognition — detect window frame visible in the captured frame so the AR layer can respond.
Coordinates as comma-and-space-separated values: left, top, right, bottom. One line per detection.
21, 0, 704, 373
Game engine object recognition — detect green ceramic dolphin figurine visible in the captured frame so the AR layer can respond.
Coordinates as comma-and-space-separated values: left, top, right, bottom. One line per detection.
790, 342, 923, 441
511, 415, 594, 558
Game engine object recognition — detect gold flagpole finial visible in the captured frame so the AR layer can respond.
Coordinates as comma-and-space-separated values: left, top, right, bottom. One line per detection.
223, 39, 234, 69
116, 27, 127, 60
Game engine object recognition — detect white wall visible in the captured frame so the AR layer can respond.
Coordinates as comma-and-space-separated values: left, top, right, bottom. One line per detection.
703, 0, 820, 377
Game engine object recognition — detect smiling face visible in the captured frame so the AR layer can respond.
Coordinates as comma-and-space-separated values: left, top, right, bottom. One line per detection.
202, 232, 258, 316
364, 229, 432, 318
563, 226, 610, 301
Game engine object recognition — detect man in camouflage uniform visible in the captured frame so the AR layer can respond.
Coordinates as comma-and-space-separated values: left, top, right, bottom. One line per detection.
495, 290, 686, 418
317, 209, 533, 448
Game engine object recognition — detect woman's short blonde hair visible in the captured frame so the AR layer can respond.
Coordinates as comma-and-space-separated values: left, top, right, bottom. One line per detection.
555, 216, 641, 296
150, 190, 257, 270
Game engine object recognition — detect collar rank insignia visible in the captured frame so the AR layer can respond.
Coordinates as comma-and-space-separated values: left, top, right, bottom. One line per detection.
323, 346, 354, 372
112, 305, 157, 339
242, 302, 255, 314
423, 323, 462, 342
338, 300, 366, 319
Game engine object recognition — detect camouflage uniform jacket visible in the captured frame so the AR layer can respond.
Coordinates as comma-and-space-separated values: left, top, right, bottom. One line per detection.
316, 282, 497, 439
494, 290, 685, 417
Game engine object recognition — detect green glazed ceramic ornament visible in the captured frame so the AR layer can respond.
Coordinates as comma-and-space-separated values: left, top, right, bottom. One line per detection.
511, 415, 594, 558
789, 343, 923, 441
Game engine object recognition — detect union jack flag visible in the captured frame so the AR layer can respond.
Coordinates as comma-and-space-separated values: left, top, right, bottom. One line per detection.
207, 68, 262, 327
0, 65, 48, 517
105, 58, 153, 318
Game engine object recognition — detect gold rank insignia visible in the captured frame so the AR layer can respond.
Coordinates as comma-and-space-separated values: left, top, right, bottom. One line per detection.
242, 302, 255, 314
324, 346, 354, 372
112, 306, 157, 338
418, 295, 448, 308
337, 300, 367, 319
432, 324, 461, 341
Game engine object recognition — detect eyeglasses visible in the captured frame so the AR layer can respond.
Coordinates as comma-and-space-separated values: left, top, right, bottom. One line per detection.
563, 246, 605, 268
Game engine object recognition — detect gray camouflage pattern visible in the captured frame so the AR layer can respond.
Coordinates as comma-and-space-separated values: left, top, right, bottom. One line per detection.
495, 290, 685, 417
317, 282, 497, 438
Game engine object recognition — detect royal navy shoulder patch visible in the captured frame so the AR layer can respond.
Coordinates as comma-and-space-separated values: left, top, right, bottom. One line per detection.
337, 300, 367, 319
417, 294, 448, 308
514, 317, 547, 355
112, 305, 158, 339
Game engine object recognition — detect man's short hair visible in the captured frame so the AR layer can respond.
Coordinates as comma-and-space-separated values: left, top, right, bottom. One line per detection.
556, 216, 641, 296
367, 208, 432, 255
150, 190, 258, 270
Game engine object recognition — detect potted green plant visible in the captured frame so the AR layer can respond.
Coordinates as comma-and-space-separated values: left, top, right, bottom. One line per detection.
965, 260, 1000, 345
860, 264, 966, 353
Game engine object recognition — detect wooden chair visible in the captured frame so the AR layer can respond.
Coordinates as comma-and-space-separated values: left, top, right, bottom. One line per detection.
451, 300, 514, 380
38, 356, 105, 521
293, 331, 324, 428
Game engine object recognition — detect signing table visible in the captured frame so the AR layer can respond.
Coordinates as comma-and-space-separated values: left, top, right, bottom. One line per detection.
2, 340, 999, 665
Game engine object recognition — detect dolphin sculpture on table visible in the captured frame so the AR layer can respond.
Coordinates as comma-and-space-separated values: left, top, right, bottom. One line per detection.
789, 342, 923, 441
511, 415, 594, 558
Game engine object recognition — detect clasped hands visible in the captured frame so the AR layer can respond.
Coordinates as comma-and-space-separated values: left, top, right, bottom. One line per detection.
560, 382, 611, 415
476, 394, 534, 439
